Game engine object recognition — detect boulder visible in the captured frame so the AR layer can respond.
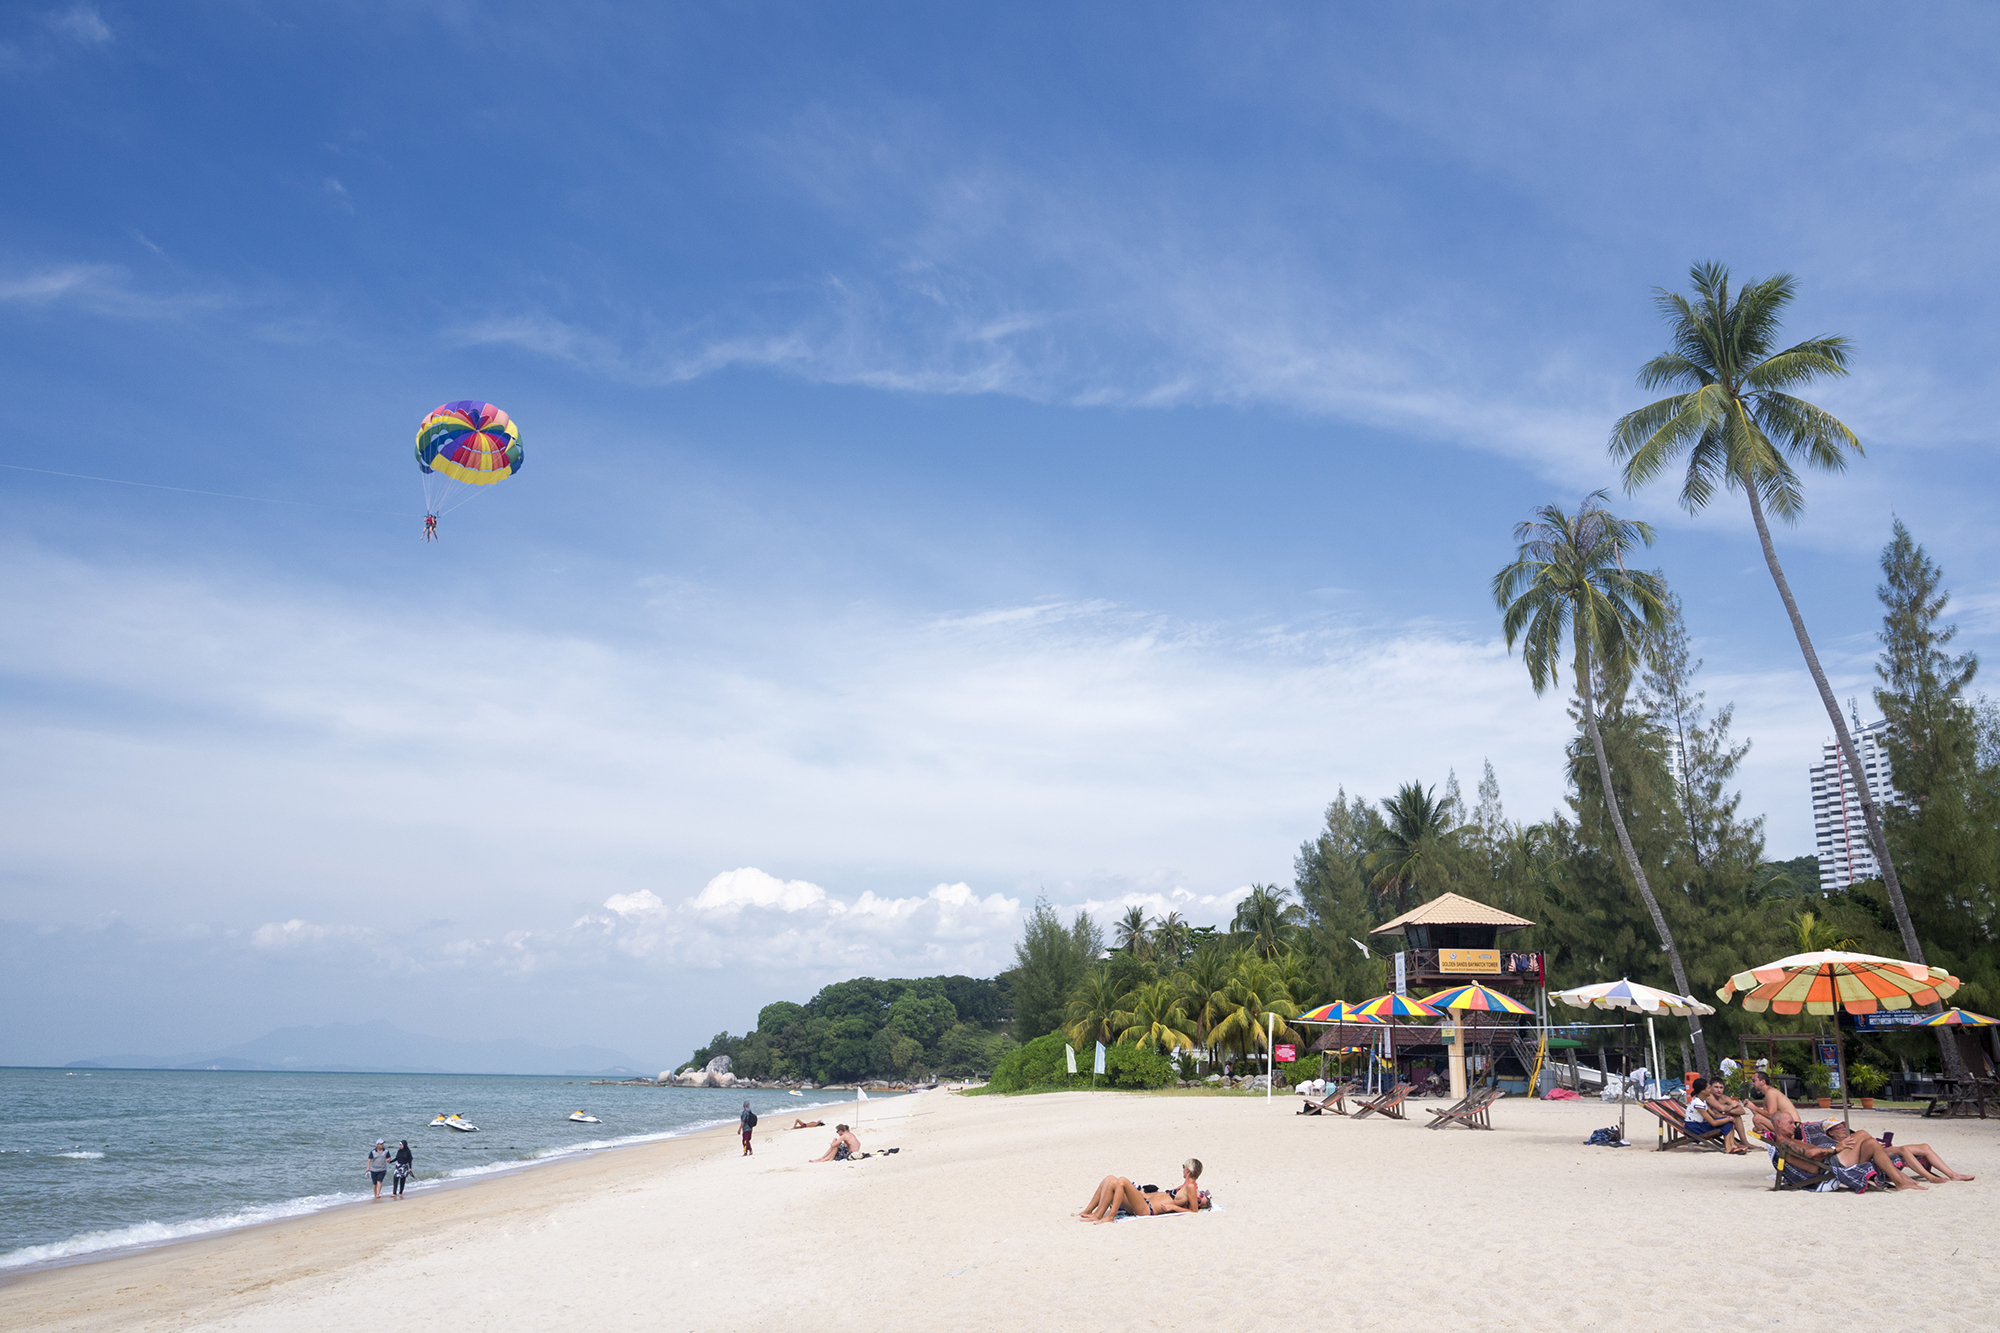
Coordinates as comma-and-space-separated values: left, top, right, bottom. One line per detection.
657, 1070, 676, 1084
703, 1055, 733, 1075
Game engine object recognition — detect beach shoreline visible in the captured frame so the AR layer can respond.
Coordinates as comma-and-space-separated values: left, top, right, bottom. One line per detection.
7, 1088, 1995, 1333
0, 1089, 876, 1282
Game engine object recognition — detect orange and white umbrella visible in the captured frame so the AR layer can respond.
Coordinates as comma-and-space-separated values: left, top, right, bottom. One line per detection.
1717, 950, 1960, 1016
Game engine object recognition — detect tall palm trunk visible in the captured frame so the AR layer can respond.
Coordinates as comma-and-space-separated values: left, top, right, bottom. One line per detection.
1577, 643, 1711, 1076
1742, 485, 1965, 1078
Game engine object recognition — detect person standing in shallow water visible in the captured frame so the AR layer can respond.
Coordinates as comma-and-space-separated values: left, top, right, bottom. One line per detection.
365, 1140, 391, 1199
739, 1101, 756, 1156
392, 1141, 414, 1198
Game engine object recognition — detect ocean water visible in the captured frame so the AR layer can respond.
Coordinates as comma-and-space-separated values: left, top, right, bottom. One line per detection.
0, 1067, 889, 1271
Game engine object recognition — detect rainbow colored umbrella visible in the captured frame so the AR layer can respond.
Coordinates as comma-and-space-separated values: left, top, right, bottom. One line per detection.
1921, 1008, 1998, 1027
1294, 1000, 1383, 1024
1717, 950, 1960, 1016
1718, 950, 1960, 1128
1421, 982, 1535, 1015
1351, 993, 1443, 1020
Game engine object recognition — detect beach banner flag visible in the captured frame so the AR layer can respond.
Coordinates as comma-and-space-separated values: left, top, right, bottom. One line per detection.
1094, 1042, 1106, 1075
1065, 1044, 1077, 1074
856, 1088, 868, 1102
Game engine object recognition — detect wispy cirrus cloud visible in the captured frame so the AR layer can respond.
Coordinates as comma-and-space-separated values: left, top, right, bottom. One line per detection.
0, 261, 226, 320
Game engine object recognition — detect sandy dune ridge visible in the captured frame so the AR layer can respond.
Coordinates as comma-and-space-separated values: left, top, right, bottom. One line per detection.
4, 1088, 1996, 1332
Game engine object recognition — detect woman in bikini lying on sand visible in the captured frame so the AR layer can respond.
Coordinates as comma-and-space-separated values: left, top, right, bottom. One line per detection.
1077, 1159, 1209, 1224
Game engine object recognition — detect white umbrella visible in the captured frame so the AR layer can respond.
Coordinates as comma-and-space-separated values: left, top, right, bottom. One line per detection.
1550, 978, 1717, 1137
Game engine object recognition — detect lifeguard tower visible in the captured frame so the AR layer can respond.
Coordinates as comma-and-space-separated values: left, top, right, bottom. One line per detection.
1371, 892, 1542, 1098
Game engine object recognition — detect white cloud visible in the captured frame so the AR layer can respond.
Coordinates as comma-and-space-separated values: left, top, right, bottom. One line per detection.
45, 5, 111, 45
689, 867, 828, 915
0, 262, 224, 320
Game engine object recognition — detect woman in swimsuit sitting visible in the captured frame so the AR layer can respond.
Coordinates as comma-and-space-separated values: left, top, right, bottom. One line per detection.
1078, 1159, 1207, 1224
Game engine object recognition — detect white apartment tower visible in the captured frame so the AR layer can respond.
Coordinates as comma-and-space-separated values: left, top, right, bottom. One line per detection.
1810, 713, 1894, 891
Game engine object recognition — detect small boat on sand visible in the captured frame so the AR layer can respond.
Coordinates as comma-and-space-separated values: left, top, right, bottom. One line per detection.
568, 1111, 600, 1123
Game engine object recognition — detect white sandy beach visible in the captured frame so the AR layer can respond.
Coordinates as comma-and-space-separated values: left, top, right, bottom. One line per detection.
5, 1089, 1996, 1333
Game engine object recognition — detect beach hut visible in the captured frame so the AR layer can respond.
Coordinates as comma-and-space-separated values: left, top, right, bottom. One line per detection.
1368, 893, 1542, 1097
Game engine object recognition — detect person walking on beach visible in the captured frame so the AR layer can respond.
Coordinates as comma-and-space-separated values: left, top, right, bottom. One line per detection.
392, 1140, 414, 1198
739, 1100, 757, 1156
366, 1140, 392, 1199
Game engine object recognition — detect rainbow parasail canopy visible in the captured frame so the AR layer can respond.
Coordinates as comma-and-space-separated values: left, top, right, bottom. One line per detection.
415, 401, 522, 537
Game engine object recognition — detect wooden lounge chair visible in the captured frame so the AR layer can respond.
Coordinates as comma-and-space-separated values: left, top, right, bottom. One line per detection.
1298, 1078, 1362, 1116
1640, 1097, 1732, 1152
1351, 1082, 1412, 1120
1427, 1086, 1504, 1130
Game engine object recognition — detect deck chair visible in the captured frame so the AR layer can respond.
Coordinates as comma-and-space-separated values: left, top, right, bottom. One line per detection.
1297, 1078, 1362, 1116
1769, 1141, 1840, 1193
1427, 1086, 1504, 1130
1351, 1081, 1412, 1120
1640, 1098, 1731, 1152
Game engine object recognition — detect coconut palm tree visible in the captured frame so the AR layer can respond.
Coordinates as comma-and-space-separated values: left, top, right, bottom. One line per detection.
1609, 263, 1941, 1033
1788, 909, 1860, 955
1115, 979, 1196, 1052
1231, 884, 1304, 961
1365, 782, 1460, 915
1062, 968, 1127, 1049
1493, 492, 1715, 1074
1152, 910, 1191, 968
1113, 905, 1153, 961
1206, 950, 1301, 1067
1178, 944, 1235, 1061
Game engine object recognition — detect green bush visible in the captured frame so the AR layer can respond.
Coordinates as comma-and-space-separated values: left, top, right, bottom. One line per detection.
1801, 1062, 1832, 1096
988, 1033, 1086, 1093
1106, 1043, 1175, 1089
1721, 1068, 1753, 1100
1848, 1062, 1888, 1096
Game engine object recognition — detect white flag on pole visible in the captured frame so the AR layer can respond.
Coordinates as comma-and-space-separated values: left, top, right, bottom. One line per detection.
1094, 1042, 1107, 1076
856, 1088, 868, 1102
1065, 1044, 1077, 1075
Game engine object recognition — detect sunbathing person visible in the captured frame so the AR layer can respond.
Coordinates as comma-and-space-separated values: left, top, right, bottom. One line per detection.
1077, 1159, 1208, 1224
791, 1118, 825, 1129
1683, 1077, 1749, 1153
1822, 1123, 1974, 1182
1770, 1111, 1925, 1192
811, 1124, 861, 1162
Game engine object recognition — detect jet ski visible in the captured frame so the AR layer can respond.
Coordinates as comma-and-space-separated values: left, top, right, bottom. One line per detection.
568, 1111, 600, 1123
428, 1114, 450, 1127
787, 1090, 802, 1097
437, 1114, 479, 1132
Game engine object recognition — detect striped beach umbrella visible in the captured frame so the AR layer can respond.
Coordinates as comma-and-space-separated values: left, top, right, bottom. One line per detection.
1351, 993, 1443, 1020
1920, 1007, 1998, 1027
1294, 1000, 1382, 1024
1549, 977, 1715, 1017
1717, 950, 1960, 1016
1421, 982, 1535, 1015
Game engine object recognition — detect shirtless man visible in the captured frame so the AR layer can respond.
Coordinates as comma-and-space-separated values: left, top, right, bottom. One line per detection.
1748, 1070, 1798, 1139
1823, 1122, 1974, 1182
1771, 1111, 1926, 1191
1077, 1159, 1205, 1224
811, 1124, 861, 1162
791, 1118, 825, 1130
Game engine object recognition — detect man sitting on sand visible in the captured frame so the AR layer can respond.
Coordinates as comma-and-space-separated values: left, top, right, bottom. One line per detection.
1683, 1077, 1749, 1153
791, 1118, 825, 1130
1077, 1159, 1209, 1224
811, 1124, 861, 1162
1821, 1123, 1974, 1183
1770, 1111, 1926, 1192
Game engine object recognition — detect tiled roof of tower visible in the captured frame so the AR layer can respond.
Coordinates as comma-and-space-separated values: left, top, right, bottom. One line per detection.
1368, 891, 1536, 936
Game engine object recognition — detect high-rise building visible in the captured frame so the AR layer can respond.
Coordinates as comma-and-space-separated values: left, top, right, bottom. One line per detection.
1810, 716, 1894, 891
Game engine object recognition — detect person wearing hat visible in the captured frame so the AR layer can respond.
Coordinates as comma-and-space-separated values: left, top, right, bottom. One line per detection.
365, 1140, 393, 1199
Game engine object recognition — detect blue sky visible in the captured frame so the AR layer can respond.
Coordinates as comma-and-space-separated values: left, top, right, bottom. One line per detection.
4, 3, 1999, 1068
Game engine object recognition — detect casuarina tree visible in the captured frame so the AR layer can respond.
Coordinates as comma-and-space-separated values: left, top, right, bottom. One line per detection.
1493, 492, 1712, 1074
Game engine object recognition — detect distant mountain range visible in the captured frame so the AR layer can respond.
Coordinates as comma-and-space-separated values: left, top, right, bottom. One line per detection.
67, 1020, 655, 1077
